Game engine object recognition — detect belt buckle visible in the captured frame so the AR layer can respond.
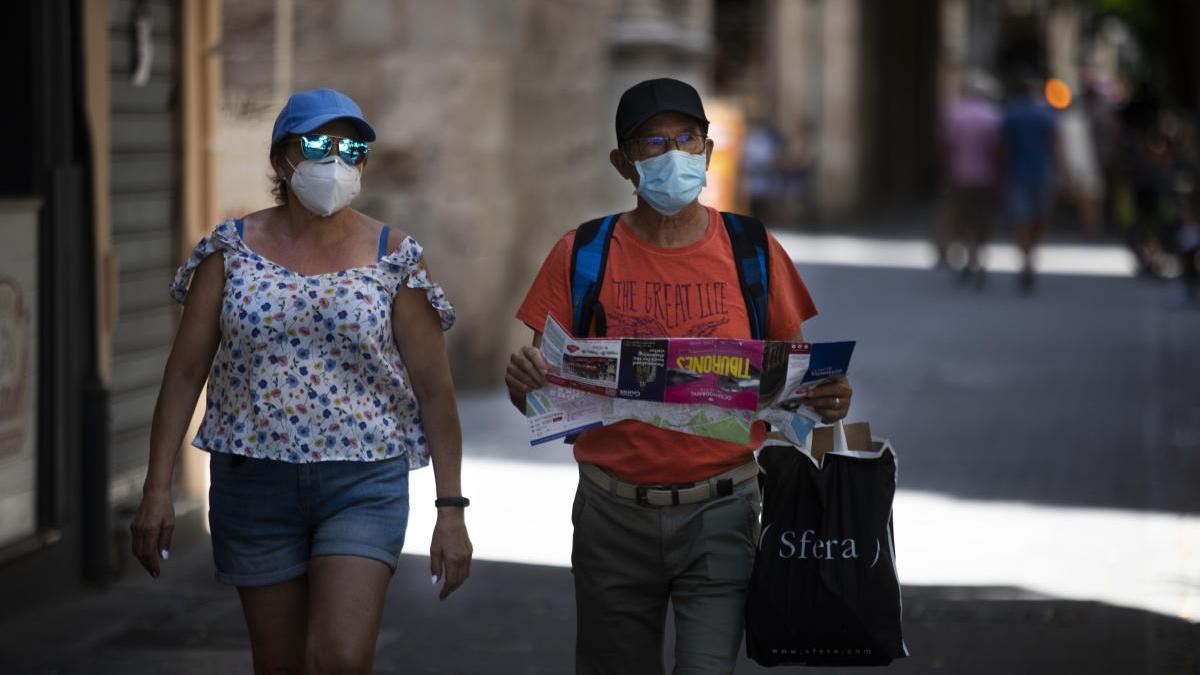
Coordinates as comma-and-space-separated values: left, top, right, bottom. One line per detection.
635, 486, 650, 506
717, 477, 733, 497
639, 482, 692, 506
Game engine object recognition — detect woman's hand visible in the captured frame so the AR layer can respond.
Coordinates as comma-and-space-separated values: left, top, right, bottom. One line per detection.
804, 375, 853, 424
130, 486, 175, 578
505, 341, 549, 411
389, 256, 473, 601
430, 509, 473, 601
132, 249, 223, 579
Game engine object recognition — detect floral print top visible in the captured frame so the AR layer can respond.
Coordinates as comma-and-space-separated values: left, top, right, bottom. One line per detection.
169, 219, 454, 467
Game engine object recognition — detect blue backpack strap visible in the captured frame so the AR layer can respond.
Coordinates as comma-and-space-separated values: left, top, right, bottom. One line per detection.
377, 226, 391, 261
569, 214, 619, 337
721, 212, 770, 340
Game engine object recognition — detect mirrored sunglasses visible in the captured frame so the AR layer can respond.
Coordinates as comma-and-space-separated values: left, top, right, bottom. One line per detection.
299, 133, 369, 165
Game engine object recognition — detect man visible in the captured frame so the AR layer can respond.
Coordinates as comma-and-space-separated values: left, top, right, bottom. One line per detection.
939, 73, 1002, 288
505, 78, 852, 674
1002, 77, 1059, 293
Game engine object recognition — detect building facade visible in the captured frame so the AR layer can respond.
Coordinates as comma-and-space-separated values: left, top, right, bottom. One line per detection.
0, 0, 219, 609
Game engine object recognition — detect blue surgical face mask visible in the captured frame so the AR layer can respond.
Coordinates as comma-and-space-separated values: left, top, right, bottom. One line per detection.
633, 150, 708, 216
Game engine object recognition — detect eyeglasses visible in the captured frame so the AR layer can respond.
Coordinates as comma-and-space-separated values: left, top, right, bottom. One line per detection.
298, 133, 370, 165
624, 133, 707, 158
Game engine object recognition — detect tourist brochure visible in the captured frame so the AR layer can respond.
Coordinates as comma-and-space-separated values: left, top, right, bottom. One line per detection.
525, 316, 855, 448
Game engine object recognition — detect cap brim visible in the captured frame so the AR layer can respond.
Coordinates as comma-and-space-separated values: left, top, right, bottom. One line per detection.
288, 113, 377, 142
620, 108, 709, 141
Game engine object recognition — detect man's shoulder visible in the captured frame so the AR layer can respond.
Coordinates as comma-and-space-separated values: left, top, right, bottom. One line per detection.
717, 210, 771, 236
561, 212, 630, 248
539, 223, 591, 265
571, 212, 627, 231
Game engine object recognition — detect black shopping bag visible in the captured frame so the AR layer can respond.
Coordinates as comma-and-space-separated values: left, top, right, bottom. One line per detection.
745, 422, 907, 666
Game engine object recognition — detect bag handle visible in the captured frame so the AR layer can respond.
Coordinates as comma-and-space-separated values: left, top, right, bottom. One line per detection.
833, 419, 849, 454
808, 421, 889, 464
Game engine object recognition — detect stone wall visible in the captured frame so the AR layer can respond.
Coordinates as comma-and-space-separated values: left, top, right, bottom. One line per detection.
217, 0, 663, 387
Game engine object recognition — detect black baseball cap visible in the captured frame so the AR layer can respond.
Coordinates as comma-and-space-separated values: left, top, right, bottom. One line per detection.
615, 78, 709, 142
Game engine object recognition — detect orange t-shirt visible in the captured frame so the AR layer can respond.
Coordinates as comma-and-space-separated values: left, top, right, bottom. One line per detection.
516, 207, 817, 484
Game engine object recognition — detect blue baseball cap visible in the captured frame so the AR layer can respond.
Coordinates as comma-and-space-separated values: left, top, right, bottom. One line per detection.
271, 88, 377, 144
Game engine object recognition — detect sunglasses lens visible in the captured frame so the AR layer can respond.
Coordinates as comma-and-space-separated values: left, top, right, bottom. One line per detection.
300, 134, 332, 161
338, 139, 368, 165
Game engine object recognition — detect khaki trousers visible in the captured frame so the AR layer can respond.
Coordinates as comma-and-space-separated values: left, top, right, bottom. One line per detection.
571, 469, 762, 675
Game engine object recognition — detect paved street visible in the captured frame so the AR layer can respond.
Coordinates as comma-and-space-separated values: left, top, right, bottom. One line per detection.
3, 234, 1199, 674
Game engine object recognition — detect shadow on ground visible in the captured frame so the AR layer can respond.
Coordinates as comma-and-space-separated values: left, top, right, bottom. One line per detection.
3, 547, 1196, 674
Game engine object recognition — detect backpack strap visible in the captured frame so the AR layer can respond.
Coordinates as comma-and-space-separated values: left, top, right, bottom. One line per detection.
721, 212, 770, 340
377, 226, 391, 261
569, 214, 619, 337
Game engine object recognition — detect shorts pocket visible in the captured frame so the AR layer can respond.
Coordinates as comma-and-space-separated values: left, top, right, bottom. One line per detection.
739, 480, 763, 543
570, 482, 594, 575
571, 485, 588, 527
700, 490, 758, 581
208, 451, 240, 472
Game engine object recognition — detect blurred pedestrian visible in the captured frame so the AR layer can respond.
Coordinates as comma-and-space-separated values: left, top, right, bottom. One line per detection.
1082, 79, 1120, 231
1119, 82, 1172, 275
1166, 113, 1200, 305
129, 88, 472, 674
505, 78, 853, 674
938, 72, 1002, 287
741, 118, 783, 221
1059, 94, 1105, 237
779, 118, 818, 225
1002, 77, 1059, 293
1174, 189, 1200, 306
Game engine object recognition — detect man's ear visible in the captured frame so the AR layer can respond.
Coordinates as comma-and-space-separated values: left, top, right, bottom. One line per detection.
704, 137, 715, 169
610, 148, 638, 185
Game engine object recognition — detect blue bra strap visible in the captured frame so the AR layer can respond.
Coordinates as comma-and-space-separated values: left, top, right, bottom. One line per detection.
235, 219, 245, 239
377, 226, 391, 261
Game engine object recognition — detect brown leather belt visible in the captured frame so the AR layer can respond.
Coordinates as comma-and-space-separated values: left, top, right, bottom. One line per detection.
580, 460, 759, 507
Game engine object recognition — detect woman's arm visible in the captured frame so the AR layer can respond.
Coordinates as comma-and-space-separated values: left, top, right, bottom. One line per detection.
391, 276, 472, 601
131, 251, 225, 577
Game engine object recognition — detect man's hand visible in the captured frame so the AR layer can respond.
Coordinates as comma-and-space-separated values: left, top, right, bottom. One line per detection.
430, 509, 472, 601
505, 345, 549, 411
803, 375, 853, 423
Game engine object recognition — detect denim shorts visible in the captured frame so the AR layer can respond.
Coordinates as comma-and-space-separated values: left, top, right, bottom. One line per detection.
207, 451, 410, 587
1006, 178, 1052, 225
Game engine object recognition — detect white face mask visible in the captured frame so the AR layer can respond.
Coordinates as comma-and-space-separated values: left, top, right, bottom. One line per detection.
287, 156, 361, 217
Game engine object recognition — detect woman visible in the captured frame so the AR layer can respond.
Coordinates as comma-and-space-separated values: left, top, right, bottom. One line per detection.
129, 88, 472, 674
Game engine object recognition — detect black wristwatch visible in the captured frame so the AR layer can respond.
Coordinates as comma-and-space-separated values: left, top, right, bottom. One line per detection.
434, 496, 470, 508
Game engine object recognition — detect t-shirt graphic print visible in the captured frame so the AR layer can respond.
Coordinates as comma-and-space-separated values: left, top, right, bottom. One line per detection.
517, 207, 817, 484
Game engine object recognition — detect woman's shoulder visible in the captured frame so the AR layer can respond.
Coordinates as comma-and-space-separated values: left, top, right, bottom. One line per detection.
369, 217, 426, 280
171, 219, 244, 304
184, 218, 243, 257
237, 206, 287, 237
361, 212, 409, 258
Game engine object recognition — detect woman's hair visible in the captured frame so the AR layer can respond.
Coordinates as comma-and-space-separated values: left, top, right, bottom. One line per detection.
269, 139, 289, 205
